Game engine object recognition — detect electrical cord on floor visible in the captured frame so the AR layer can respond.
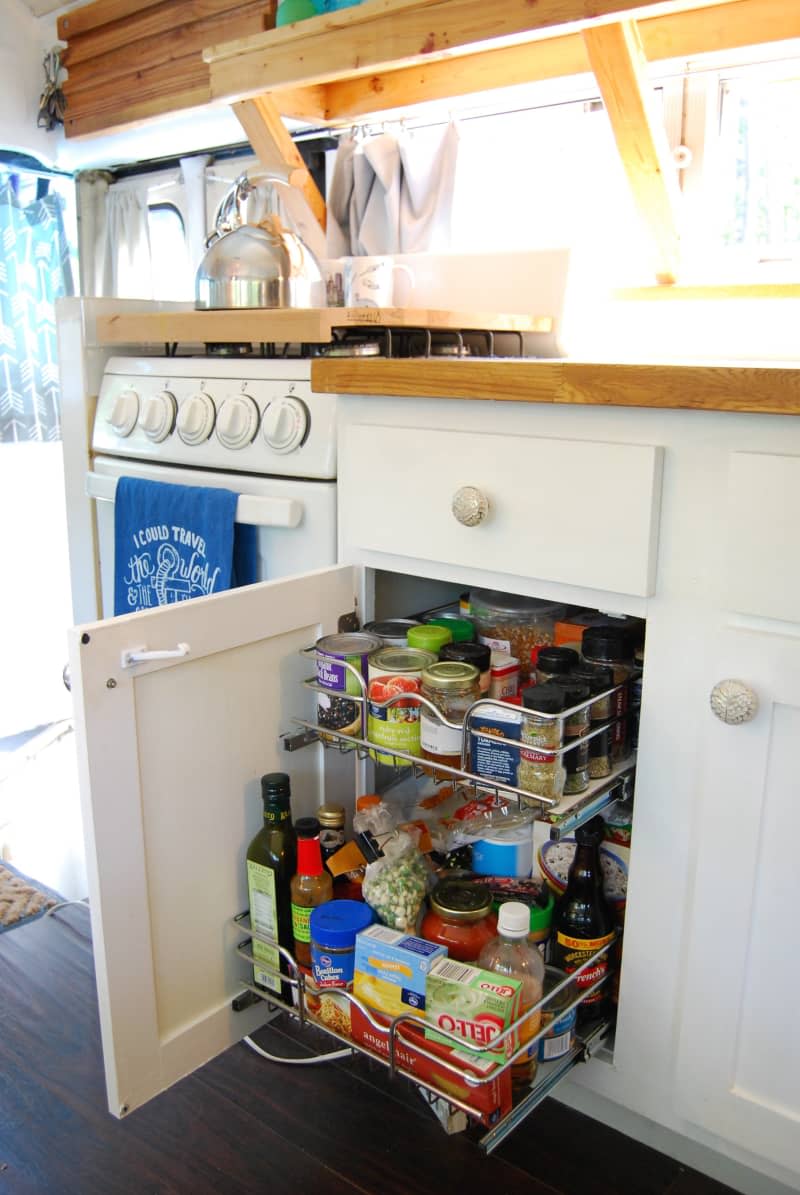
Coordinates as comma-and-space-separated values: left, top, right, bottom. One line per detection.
243, 1034, 353, 1065
44, 898, 90, 917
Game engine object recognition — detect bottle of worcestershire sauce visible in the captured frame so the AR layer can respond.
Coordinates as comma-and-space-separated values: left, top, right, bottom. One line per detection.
551, 817, 615, 1024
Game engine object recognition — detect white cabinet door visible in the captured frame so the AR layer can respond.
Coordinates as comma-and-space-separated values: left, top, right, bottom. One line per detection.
675, 623, 800, 1176
68, 564, 357, 1118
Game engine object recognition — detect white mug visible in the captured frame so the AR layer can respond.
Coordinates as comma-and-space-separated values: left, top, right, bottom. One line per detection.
320, 259, 346, 308
343, 256, 415, 308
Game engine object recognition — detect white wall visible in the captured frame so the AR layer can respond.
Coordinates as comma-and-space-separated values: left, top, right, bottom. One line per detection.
0, 0, 60, 162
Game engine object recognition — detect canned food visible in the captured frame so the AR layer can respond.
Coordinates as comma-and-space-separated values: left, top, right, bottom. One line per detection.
316, 632, 382, 739
537, 966, 577, 1062
363, 619, 421, 648
367, 646, 437, 765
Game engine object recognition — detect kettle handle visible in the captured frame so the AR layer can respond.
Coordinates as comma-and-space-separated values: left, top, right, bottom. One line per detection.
206, 172, 292, 248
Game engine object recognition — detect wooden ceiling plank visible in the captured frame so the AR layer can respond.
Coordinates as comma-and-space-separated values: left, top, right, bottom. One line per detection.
205, 0, 742, 104
321, 0, 800, 124
63, 2, 270, 96
58, 0, 165, 41
583, 19, 682, 284
233, 94, 327, 231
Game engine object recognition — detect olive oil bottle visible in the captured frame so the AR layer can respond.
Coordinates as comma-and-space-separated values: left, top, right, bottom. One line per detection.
246, 772, 297, 1000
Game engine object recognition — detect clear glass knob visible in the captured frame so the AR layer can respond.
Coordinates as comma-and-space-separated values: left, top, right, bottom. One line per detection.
710, 679, 759, 724
452, 485, 489, 527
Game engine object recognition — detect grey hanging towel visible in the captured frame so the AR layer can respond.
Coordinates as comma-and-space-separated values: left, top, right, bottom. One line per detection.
326, 133, 358, 257
399, 120, 460, 253
353, 132, 402, 255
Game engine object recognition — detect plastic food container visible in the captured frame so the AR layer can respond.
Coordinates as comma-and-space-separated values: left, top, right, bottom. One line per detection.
470, 589, 564, 684
471, 824, 534, 878
309, 899, 374, 989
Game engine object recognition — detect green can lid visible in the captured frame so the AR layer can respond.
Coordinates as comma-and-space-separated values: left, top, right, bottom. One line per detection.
425, 617, 476, 644
407, 624, 453, 653
528, 886, 555, 932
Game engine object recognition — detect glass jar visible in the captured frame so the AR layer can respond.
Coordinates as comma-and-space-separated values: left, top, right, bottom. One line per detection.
440, 641, 491, 693
420, 879, 498, 963
518, 685, 565, 799
535, 646, 580, 687
469, 589, 564, 685
570, 663, 615, 722
420, 661, 481, 767
581, 626, 636, 763
554, 679, 591, 795
317, 803, 346, 863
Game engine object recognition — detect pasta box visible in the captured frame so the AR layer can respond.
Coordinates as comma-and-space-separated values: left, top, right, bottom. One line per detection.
353, 924, 446, 1018
349, 1004, 512, 1126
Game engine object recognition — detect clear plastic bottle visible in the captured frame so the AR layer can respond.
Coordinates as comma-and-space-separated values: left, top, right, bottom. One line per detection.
477, 901, 545, 1093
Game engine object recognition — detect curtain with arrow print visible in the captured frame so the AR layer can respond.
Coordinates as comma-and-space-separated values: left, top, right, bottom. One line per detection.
0, 181, 73, 443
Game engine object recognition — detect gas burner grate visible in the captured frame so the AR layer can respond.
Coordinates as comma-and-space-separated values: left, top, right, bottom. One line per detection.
158, 327, 529, 360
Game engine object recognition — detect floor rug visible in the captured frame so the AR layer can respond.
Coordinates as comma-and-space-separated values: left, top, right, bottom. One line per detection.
0, 861, 63, 933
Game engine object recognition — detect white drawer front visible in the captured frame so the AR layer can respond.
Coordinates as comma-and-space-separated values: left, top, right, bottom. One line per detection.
339, 423, 663, 597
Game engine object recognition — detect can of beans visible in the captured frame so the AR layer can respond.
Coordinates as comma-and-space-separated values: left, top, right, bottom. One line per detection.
537, 966, 577, 1062
316, 632, 382, 739
367, 646, 437, 765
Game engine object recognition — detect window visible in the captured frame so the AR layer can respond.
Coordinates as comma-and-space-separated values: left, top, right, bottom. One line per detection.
147, 202, 191, 300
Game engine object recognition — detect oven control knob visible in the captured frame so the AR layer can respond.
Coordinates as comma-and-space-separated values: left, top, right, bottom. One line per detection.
140, 390, 177, 442
177, 392, 216, 445
262, 397, 309, 454
217, 394, 260, 450
108, 388, 139, 437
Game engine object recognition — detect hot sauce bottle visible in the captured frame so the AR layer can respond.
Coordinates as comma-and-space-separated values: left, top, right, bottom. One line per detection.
290, 817, 333, 969
551, 817, 615, 1024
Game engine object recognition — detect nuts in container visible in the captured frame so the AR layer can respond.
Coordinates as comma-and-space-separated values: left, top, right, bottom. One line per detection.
469, 589, 565, 685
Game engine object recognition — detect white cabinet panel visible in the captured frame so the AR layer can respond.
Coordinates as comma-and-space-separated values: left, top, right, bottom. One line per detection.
725, 452, 800, 623
339, 422, 663, 597
68, 564, 357, 1118
675, 626, 800, 1174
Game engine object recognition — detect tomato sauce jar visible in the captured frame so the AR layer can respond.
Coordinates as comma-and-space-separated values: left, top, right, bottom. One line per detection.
420, 879, 498, 963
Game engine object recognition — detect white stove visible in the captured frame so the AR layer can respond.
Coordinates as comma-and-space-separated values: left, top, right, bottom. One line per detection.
88, 354, 339, 619
93, 356, 337, 480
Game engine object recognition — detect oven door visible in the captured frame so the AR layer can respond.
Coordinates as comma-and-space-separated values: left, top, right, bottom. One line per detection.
88, 455, 337, 619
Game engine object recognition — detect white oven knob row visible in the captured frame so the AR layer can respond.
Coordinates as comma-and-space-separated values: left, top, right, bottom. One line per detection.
216, 393, 260, 450
139, 390, 177, 442
262, 396, 309, 453
177, 392, 216, 445
109, 388, 139, 437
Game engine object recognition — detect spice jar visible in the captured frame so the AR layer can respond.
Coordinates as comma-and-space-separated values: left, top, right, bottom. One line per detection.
317, 803, 346, 864
420, 661, 481, 767
420, 879, 498, 963
440, 641, 491, 693
519, 684, 566, 799
581, 626, 635, 763
535, 646, 580, 687
550, 679, 591, 795
571, 665, 615, 779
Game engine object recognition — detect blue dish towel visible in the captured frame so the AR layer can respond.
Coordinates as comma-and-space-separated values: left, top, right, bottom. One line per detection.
113, 477, 258, 616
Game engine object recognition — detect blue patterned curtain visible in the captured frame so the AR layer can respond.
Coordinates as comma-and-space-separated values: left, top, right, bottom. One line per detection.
0, 181, 74, 443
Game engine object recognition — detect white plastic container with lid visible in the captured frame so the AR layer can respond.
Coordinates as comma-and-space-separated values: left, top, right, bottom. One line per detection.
469, 589, 565, 685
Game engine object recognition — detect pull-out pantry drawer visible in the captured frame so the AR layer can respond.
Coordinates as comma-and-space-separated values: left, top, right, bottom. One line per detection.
338, 420, 663, 597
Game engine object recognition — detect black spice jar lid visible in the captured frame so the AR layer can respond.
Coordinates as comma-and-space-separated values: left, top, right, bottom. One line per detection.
522, 684, 565, 714
553, 679, 591, 709
581, 625, 635, 663
440, 641, 491, 671
536, 646, 580, 674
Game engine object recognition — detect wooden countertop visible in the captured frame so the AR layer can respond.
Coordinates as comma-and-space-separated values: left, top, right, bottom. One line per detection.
310, 358, 800, 415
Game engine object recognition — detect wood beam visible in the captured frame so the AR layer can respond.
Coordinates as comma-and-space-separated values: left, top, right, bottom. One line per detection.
319, 0, 800, 124
205, 0, 743, 104
233, 94, 327, 231
583, 20, 681, 284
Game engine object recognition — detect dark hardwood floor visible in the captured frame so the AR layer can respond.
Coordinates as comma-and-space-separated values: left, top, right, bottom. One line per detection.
0, 905, 738, 1195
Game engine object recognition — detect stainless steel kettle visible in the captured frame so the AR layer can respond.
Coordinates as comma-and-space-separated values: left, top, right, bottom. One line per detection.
195, 174, 325, 310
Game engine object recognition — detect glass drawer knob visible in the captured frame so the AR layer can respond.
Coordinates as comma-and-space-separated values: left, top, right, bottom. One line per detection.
710, 679, 758, 724
452, 486, 489, 527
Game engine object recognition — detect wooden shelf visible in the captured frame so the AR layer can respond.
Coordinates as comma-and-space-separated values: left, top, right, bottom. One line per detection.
310, 358, 800, 415
94, 306, 552, 345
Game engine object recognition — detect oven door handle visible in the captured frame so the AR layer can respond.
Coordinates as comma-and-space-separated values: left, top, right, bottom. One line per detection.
85, 472, 303, 529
